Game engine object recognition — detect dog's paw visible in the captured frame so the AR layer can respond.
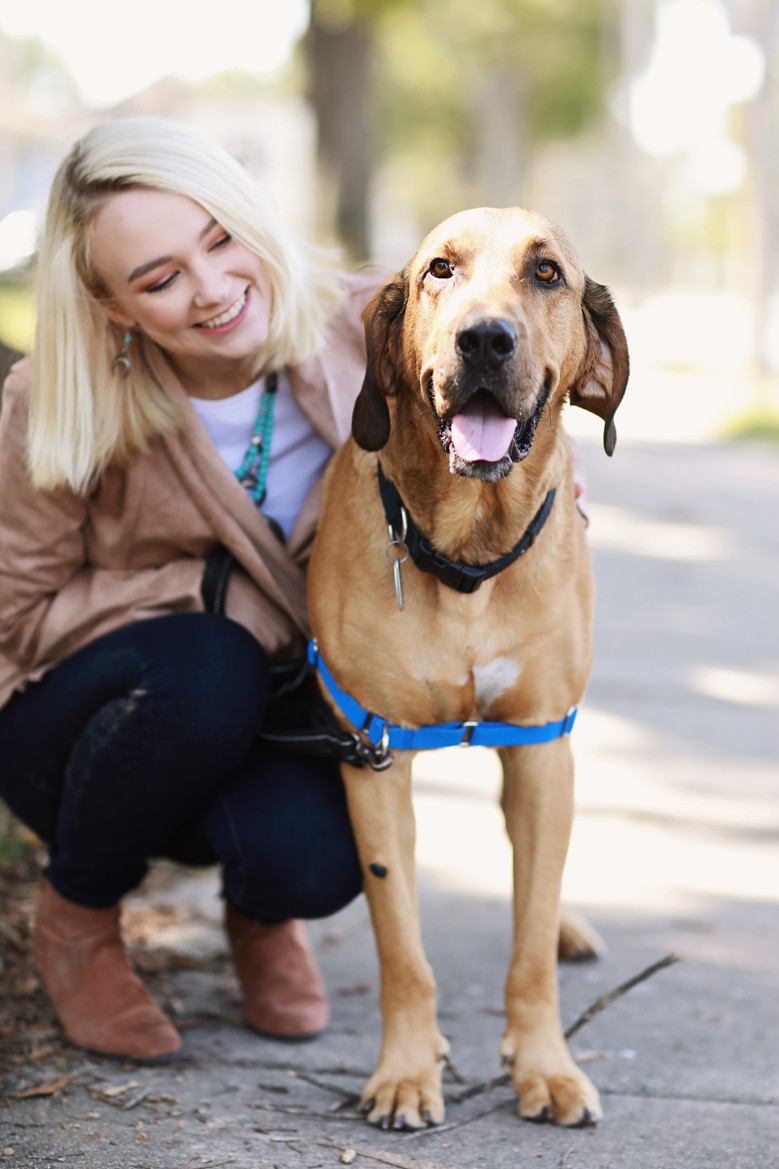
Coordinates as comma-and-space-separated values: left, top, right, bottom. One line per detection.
361, 1083, 445, 1131
515, 1067, 602, 1127
360, 1051, 447, 1130
501, 1032, 602, 1127
558, 906, 605, 963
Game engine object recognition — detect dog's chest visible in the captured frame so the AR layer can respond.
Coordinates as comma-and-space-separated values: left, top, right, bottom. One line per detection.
471, 656, 522, 706
407, 592, 528, 719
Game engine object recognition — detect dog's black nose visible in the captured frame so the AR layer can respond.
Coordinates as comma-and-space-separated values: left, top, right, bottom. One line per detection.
456, 318, 517, 370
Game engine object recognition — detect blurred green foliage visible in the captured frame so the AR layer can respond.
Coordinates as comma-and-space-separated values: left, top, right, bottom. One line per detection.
379, 0, 608, 141
0, 800, 38, 864
312, 0, 615, 230
0, 279, 35, 353
723, 402, 779, 443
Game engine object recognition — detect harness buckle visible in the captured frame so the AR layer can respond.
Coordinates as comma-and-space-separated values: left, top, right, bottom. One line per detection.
459, 720, 479, 747
351, 729, 394, 772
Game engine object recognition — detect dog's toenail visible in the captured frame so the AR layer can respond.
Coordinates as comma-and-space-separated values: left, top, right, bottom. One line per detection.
526, 1105, 552, 1124
369, 863, 388, 878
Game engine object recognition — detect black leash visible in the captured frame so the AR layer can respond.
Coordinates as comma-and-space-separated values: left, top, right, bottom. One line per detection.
200, 549, 374, 767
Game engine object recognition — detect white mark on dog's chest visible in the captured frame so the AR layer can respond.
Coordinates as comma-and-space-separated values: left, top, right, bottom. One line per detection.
472, 657, 521, 706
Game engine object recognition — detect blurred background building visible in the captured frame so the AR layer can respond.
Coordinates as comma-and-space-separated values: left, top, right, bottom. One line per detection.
0, 0, 777, 439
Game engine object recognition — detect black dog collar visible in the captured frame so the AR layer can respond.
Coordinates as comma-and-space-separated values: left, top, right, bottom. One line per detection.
376, 461, 556, 595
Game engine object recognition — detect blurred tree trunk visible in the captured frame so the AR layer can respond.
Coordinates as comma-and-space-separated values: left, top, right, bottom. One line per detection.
742, 0, 778, 377
306, 2, 375, 260
472, 68, 525, 205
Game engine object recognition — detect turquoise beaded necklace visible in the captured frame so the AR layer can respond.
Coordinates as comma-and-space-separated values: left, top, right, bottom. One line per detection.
235, 371, 278, 506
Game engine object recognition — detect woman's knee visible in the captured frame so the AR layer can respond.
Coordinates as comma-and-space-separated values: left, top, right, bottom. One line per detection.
0, 614, 272, 840
207, 750, 364, 921
129, 613, 270, 727
118, 616, 273, 788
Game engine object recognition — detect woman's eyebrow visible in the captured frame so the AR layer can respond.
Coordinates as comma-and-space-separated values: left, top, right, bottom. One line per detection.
127, 217, 219, 284
127, 255, 173, 283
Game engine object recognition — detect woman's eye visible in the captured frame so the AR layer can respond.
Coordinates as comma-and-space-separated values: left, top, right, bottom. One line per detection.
534, 261, 562, 286
210, 233, 232, 251
146, 273, 177, 294
428, 257, 453, 280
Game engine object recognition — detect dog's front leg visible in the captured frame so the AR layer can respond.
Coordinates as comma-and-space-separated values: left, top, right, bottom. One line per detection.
498, 739, 602, 1126
341, 754, 448, 1130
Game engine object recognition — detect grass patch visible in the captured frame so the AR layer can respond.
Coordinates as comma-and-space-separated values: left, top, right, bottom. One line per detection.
722, 401, 779, 443
0, 278, 35, 353
0, 801, 39, 865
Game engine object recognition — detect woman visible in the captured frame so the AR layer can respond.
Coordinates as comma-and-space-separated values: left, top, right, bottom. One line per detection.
0, 117, 383, 1060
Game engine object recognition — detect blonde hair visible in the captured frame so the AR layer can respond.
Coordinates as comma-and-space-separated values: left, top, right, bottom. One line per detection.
29, 117, 345, 491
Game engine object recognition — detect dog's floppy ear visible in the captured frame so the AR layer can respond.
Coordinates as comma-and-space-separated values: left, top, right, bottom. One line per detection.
569, 276, 630, 456
352, 271, 408, 451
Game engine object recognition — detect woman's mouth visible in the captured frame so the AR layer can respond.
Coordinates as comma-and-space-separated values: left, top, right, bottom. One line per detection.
196, 287, 250, 333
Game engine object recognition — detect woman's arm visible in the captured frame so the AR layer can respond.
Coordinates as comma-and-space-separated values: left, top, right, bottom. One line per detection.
0, 368, 210, 679
0, 366, 91, 668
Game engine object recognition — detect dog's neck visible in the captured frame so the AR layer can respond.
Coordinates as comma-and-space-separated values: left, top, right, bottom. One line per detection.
376, 461, 558, 595
377, 418, 567, 565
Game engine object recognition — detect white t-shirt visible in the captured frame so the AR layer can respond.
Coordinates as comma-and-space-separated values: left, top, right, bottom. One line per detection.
190, 372, 332, 541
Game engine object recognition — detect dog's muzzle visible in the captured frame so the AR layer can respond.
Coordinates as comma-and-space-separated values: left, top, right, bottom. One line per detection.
430, 381, 551, 482
425, 314, 550, 480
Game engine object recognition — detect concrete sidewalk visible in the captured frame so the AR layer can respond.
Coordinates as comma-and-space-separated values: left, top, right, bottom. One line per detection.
2, 436, 778, 1169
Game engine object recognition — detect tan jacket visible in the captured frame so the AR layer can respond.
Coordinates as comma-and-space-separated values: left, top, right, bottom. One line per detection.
0, 268, 384, 710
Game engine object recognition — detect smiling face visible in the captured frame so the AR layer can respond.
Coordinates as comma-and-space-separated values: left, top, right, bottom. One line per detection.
88, 187, 273, 397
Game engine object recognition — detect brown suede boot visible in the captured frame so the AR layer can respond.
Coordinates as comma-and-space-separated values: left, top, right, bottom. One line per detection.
32, 876, 181, 1060
225, 904, 329, 1040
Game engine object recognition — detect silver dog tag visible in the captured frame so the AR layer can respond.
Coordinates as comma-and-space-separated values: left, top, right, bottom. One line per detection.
386, 509, 409, 612
392, 554, 404, 611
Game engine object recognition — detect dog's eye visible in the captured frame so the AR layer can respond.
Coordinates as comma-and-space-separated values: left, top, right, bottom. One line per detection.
534, 261, 562, 286
428, 258, 453, 280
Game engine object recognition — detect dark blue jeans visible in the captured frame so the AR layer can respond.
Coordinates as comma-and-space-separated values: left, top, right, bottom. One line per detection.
0, 613, 362, 922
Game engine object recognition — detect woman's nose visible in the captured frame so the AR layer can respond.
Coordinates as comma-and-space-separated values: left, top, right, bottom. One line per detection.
191, 260, 229, 307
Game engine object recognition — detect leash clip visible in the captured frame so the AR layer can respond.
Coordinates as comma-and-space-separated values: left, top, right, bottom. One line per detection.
352, 725, 394, 772
386, 507, 409, 611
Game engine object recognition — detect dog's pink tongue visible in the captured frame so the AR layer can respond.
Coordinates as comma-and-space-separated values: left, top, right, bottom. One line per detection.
450, 398, 517, 463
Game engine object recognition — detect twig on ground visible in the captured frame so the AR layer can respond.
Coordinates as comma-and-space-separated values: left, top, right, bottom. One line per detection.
450, 1072, 512, 1105
293, 1069, 360, 1103
314, 1138, 440, 1169
121, 1086, 152, 1110
404, 1096, 512, 1139
179, 1161, 236, 1169
12, 1072, 74, 1099
449, 952, 681, 1107
563, 952, 680, 1041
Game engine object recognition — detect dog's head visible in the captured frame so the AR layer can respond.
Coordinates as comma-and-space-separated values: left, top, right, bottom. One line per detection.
353, 207, 629, 479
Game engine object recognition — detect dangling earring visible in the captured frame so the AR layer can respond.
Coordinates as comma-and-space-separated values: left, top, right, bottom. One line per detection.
111, 331, 134, 379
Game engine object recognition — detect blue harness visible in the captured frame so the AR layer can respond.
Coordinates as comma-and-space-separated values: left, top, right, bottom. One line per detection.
307, 639, 577, 770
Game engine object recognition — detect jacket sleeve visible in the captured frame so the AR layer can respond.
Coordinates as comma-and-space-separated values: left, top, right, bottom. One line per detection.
0, 369, 206, 676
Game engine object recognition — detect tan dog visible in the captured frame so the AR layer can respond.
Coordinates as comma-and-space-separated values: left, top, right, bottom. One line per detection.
308, 207, 629, 1130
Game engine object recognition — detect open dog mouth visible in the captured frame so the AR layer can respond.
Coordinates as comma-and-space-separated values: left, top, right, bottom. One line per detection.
433, 383, 551, 481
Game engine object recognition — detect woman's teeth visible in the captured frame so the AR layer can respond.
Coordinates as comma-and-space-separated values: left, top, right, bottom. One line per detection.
199, 290, 247, 329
